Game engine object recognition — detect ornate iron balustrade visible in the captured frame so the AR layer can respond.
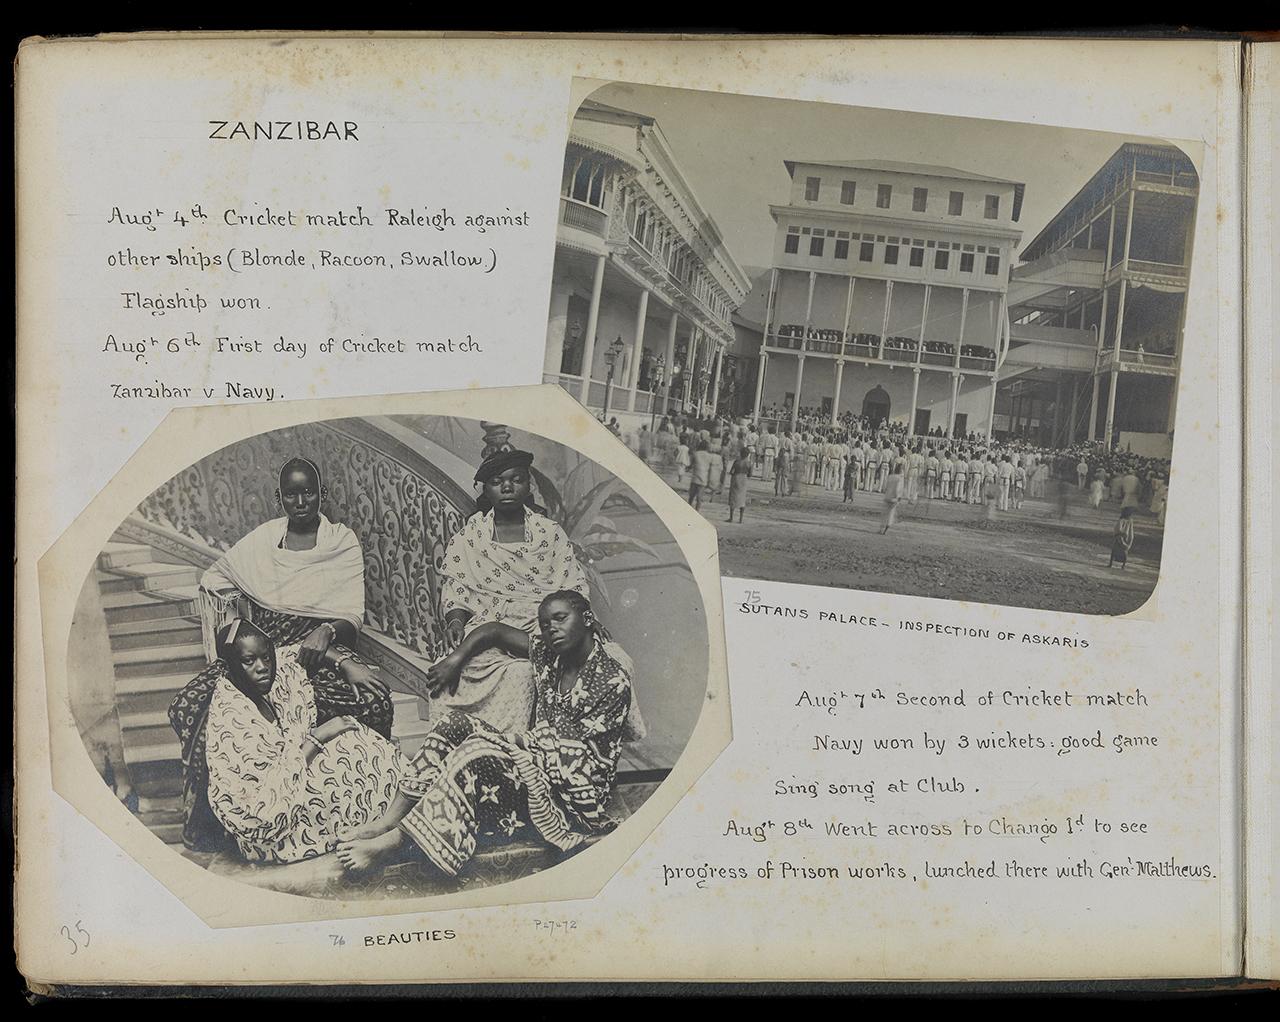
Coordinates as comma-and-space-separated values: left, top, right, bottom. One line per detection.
559, 196, 609, 237
134, 418, 473, 662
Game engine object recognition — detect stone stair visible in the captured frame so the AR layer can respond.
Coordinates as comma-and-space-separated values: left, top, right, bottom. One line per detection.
98, 532, 433, 850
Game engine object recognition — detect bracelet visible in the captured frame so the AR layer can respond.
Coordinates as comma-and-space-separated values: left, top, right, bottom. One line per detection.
320, 622, 337, 642
333, 654, 353, 672
304, 733, 325, 754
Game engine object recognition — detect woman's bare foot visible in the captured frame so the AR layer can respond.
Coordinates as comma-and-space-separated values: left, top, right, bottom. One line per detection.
335, 791, 416, 842
336, 828, 405, 875
335, 817, 396, 843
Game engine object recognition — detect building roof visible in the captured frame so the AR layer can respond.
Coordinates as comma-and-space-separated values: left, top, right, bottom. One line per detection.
784, 158, 1026, 221
785, 158, 1021, 186
575, 99, 657, 128
1020, 142, 1198, 263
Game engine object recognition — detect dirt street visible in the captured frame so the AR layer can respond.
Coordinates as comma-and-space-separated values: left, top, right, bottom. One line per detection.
653, 463, 1162, 615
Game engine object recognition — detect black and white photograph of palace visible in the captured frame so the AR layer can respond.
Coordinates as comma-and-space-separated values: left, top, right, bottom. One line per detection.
544, 84, 1195, 615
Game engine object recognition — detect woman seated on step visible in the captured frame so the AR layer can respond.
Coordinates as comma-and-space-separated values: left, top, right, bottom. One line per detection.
205, 619, 403, 864
334, 590, 635, 877
169, 456, 392, 852
428, 447, 591, 733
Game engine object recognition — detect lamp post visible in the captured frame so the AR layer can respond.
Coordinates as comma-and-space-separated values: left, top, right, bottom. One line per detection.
566, 319, 583, 376
649, 355, 666, 434
601, 336, 625, 423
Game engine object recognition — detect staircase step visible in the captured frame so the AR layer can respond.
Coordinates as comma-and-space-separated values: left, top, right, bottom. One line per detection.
120, 709, 182, 749
143, 821, 186, 845
130, 775, 184, 800
109, 617, 204, 651
138, 793, 183, 815
109, 561, 203, 592
96, 570, 148, 596
113, 642, 208, 679
123, 735, 182, 765
115, 670, 201, 701
119, 685, 189, 718
102, 588, 198, 625
99, 542, 154, 570
139, 806, 187, 828
125, 758, 184, 800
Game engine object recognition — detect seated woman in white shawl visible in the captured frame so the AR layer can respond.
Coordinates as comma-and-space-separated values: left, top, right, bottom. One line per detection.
206, 619, 403, 864
169, 457, 391, 852
431, 448, 591, 732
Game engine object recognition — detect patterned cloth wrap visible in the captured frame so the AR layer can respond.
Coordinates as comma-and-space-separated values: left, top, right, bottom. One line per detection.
399, 633, 631, 875
204, 644, 403, 864
169, 599, 393, 851
428, 508, 590, 732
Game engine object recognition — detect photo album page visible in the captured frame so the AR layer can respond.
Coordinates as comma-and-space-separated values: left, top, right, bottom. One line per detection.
13, 35, 1267, 986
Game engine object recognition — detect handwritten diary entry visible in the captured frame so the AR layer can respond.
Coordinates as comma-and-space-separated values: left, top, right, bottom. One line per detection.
24, 41, 563, 522
16, 36, 1245, 985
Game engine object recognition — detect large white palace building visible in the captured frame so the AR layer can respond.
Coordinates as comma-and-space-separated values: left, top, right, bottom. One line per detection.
544, 101, 751, 420
750, 143, 1198, 453
751, 158, 1027, 437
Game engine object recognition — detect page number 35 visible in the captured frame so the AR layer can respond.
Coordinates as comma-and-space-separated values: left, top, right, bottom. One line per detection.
60, 920, 90, 955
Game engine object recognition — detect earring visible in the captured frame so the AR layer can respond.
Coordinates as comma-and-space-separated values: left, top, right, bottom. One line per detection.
274, 489, 282, 508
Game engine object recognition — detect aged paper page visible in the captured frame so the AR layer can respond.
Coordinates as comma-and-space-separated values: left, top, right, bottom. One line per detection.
15, 35, 1243, 984
1244, 39, 1278, 981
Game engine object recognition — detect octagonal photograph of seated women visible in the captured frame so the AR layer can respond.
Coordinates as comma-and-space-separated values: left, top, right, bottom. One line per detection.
64, 411, 713, 901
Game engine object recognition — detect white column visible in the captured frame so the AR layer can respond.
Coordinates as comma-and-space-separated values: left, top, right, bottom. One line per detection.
955, 287, 968, 368
545, 286, 570, 379
802, 270, 816, 341
686, 329, 701, 410
995, 292, 1008, 366
1104, 278, 1130, 448
832, 360, 845, 426
1068, 377, 1081, 444
663, 313, 678, 415
791, 355, 805, 431
917, 284, 931, 366
909, 368, 921, 436
752, 350, 768, 420
986, 374, 999, 441
761, 268, 778, 348
1052, 379, 1065, 446
710, 345, 723, 414
878, 279, 893, 360
577, 254, 606, 404
948, 373, 963, 437
840, 276, 856, 356
626, 288, 649, 412
1089, 286, 1111, 442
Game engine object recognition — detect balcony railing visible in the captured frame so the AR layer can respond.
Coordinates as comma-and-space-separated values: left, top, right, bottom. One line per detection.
622, 234, 734, 337
765, 326, 996, 370
560, 196, 609, 238
1123, 258, 1189, 281
1100, 348, 1179, 371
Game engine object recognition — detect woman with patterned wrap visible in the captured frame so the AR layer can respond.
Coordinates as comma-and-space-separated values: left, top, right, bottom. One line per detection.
205, 619, 403, 864
428, 448, 590, 732
335, 590, 632, 877
168, 457, 392, 851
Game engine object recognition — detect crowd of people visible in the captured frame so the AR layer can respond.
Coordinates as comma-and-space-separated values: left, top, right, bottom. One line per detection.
164, 450, 641, 881
624, 412, 1170, 553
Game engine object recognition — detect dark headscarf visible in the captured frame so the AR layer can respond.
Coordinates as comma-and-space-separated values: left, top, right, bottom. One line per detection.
473, 448, 533, 483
